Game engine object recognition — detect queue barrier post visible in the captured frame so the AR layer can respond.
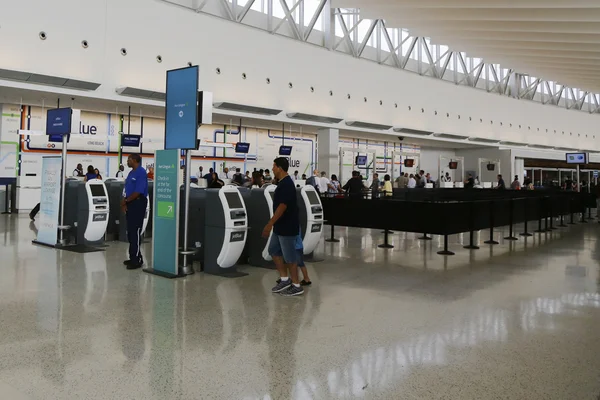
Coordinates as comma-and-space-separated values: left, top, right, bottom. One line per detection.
378, 229, 394, 249
548, 197, 557, 230
464, 200, 480, 250
535, 196, 546, 233
569, 196, 576, 225
484, 200, 499, 245
559, 197, 567, 227
504, 198, 518, 241
520, 197, 533, 237
325, 223, 340, 243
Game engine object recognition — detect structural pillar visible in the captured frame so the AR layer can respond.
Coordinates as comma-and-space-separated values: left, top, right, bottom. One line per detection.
317, 128, 339, 177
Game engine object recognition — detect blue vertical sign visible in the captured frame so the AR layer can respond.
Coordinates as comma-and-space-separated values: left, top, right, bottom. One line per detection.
165, 66, 199, 150
35, 156, 62, 246
149, 149, 180, 278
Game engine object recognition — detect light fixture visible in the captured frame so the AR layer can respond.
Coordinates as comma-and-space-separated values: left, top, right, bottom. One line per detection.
286, 112, 343, 124
345, 121, 393, 130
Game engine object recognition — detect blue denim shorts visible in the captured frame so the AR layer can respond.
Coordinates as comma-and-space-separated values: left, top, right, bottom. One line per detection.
297, 249, 305, 267
268, 233, 298, 265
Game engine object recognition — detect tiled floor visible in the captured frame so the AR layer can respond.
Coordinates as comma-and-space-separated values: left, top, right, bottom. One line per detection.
1, 214, 600, 399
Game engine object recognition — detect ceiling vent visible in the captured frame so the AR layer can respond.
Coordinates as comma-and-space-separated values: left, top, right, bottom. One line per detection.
345, 121, 393, 130
528, 144, 555, 150
116, 87, 166, 101
286, 112, 343, 124
499, 141, 526, 147
433, 133, 469, 140
0, 68, 100, 91
393, 128, 433, 136
213, 102, 282, 116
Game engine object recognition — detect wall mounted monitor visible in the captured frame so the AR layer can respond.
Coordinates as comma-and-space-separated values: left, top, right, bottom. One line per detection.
566, 152, 587, 164
355, 155, 368, 166
404, 159, 414, 167
486, 164, 496, 171
48, 134, 70, 143
46, 108, 73, 135
448, 161, 458, 170
121, 134, 141, 147
235, 142, 250, 153
279, 145, 293, 156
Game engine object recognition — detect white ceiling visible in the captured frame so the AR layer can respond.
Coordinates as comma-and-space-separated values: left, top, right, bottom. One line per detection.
333, 0, 600, 92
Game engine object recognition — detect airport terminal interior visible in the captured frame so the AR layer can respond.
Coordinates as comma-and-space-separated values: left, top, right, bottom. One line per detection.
2, 0, 600, 399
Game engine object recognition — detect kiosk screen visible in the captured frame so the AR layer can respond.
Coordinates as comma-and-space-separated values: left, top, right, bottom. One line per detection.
90, 184, 106, 197
306, 190, 320, 206
225, 192, 244, 209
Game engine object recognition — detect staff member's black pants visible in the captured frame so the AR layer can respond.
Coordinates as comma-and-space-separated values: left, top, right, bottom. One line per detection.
126, 197, 148, 265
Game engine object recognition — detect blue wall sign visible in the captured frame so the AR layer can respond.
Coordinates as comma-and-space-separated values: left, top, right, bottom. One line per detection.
150, 149, 180, 278
46, 108, 73, 135
165, 66, 199, 150
121, 134, 141, 147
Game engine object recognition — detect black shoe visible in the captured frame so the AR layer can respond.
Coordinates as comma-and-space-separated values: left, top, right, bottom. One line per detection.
126, 263, 142, 270
123, 260, 132, 266
300, 280, 312, 286
124, 260, 143, 267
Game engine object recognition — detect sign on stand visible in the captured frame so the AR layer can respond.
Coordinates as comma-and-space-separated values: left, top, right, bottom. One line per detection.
34, 156, 62, 246
146, 149, 181, 278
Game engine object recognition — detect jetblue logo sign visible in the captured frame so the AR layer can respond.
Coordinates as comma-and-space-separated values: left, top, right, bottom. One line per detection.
289, 159, 301, 168
230, 231, 245, 242
93, 214, 107, 222
311, 224, 322, 233
79, 122, 97, 135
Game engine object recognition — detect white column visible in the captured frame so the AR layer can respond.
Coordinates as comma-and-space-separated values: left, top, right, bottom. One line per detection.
317, 128, 339, 177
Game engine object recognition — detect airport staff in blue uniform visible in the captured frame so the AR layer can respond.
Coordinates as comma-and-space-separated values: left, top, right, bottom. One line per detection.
121, 153, 148, 270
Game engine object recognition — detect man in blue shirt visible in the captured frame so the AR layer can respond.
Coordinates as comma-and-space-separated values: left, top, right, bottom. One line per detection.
262, 157, 303, 296
121, 153, 148, 270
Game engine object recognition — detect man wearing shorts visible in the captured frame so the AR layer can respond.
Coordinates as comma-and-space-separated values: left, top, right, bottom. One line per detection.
262, 157, 303, 296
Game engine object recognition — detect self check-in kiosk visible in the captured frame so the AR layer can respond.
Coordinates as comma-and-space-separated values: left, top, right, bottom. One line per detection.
63, 179, 110, 246
245, 185, 277, 268
184, 185, 249, 276
297, 185, 323, 255
104, 179, 151, 242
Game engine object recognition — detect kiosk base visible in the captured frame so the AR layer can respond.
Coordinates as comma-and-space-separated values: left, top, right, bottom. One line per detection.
143, 268, 186, 279
32, 241, 105, 253
203, 266, 249, 278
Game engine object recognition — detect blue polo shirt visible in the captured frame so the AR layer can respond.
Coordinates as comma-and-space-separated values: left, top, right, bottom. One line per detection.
273, 175, 299, 236
125, 166, 148, 198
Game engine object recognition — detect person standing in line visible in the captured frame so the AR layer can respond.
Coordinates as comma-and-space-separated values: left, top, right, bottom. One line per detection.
84, 166, 97, 181
496, 174, 506, 190
196, 166, 204, 180
381, 174, 393, 197
94, 168, 103, 180
203, 168, 214, 185
263, 157, 304, 296
407, 174, 417, 188
116, 165, 125, 178
306, 169, 320, 193
402, 173, 409, 188
121, 154, 149, 270
318, 171, 330, 195
511, 175, 521, 190
328, 174, 342, 195
223, 167, 230, 179
465, 174, 475, 189
264, 169, 273, 183
73, 163, 84, 177
370, 173, 380, 199
343, 170, 365, 197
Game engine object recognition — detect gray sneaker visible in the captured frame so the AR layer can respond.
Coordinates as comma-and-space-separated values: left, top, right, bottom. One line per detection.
272, 279, 292, 293
280, 285, 304, 297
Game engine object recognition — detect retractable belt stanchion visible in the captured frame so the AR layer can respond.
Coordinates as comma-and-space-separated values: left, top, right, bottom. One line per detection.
464, 201, 480, 250
378, 228, 394, 249
548, 196, 556, 230
580, 196, 587, 223
325, 223, 340, 243
569, 196, 576, 225
484, 200, 499, 245
437, 211, 454, 255
504, 198, 518, 241
520, 197, 533, 237
535, 196, 546, 233
559, 195, 567, 227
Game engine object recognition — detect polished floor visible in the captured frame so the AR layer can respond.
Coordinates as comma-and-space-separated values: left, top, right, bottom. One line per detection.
1, 214, 600, 400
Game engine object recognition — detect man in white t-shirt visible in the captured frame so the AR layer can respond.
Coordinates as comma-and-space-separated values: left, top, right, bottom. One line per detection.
407, 174, 417, 188
195, 166, 204, 180
318, 171, 330, 194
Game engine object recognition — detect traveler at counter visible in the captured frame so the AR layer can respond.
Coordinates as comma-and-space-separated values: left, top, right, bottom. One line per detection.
370, 173, 380, 199
407, 174, 417, 188
343, 171, 365, 197
465, 174, 475, 189
208, 172, 224, 189
203, 168, 214, 185
495, 174, 506, 190
73, 164, 84, 177
328, 174, 342, 195
381, 174, 393, 197
84, 165, 97, 181
511, 175, 521, 190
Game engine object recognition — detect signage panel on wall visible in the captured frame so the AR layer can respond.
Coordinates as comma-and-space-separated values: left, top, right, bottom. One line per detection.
121, 134, 141, 147
35, 156, 62, 246
566, 153, 587, 164
148, 149, 180, 278
165, 66, 199, 150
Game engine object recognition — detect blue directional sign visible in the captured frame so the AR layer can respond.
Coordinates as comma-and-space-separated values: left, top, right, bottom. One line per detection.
165, 66, 199, 150
46, 108, 73, 135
